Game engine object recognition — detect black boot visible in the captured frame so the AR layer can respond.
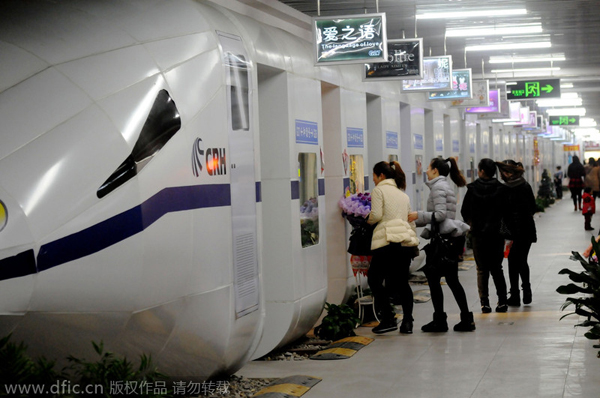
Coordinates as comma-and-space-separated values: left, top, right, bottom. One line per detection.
507, 290, 520, 306
421, 312, 448, 332
454, 312, 476, 332
399, 316, 413, 334
522, 284, 532, 305
480, 298, 492, 314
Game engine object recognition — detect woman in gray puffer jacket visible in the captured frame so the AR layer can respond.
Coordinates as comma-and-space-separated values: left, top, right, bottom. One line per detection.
408, 157, 473, 332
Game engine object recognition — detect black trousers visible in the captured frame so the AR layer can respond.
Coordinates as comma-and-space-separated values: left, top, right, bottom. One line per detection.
472, 235, 507, 304
507, 239, 532, 294
570, 187, 583, 209
368, 243, 414, 322
424, 235, 469, 314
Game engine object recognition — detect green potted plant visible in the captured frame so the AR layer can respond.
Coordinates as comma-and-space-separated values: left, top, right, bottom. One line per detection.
557, 236, 600, 357
314, 302, 361, 341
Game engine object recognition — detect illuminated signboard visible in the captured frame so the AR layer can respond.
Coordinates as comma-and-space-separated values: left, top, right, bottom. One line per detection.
451, 80, 489, 107
402, 55, 452, 91
364, 38, 423, 81
466, 90, 499, 113
506, 78, 561, 100
428, 69, 473, 101
549, 115, 580, 126
313, 13, 387, 65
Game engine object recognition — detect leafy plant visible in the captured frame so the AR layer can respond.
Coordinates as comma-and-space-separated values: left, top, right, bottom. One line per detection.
314, 302, 360, 341
557, 236, 600, 357
0, 335, 172, 397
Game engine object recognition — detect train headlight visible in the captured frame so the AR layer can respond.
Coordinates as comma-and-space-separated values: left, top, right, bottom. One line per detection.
0, 200, 6, 232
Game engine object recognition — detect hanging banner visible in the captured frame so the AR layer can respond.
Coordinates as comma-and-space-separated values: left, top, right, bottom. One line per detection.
364, 38, 423, 81
466, 90, 499, 113
428, 69, 473, 101
402, 55, 453, 91
451, 80, 489, 107
313, 13, 387, 65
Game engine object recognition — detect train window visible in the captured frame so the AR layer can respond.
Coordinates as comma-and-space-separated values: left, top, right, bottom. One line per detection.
298, 152, 319, 248
97, 89, 181, 198
0, 200, 7, 232
349, 154, 364, 194
225, 52, 250, 131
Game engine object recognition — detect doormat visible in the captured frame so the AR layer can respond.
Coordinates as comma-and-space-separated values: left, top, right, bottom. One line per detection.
413, 289, 431, 303
458, 260, 476, 271
252, 375, 322, 397
310, 336, 374, 360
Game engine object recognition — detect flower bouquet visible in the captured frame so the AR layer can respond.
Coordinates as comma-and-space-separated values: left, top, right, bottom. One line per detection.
339, 192, 375, 256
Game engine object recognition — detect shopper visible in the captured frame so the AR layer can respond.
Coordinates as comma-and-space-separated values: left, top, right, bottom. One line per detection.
408, 157, 473, 332
568, 156, 586, 211
554, 166, 563, 199
587, 160, 600, 200
367, 161, 419, 334
461, 158, 508, 314
496, 160, 537, 306
582, 187, 595, 231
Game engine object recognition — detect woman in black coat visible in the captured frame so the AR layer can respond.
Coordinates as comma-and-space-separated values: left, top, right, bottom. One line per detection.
567, 156, 586, 211
496, 160, 537, 306
461, 158, 508, 313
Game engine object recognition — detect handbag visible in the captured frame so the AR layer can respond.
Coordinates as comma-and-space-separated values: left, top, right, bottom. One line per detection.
420, 213, 455, 272
347, 222, 376, 256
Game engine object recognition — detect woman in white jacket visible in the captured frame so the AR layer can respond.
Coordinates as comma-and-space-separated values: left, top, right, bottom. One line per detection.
367, 161, 419, 334
408, 157, 474, 332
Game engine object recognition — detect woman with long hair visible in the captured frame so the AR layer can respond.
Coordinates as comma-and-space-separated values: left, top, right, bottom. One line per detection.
408, 157, 473, 332
496, 160, 537, 306
367, 161, 419, 334
568, 156, 586, 211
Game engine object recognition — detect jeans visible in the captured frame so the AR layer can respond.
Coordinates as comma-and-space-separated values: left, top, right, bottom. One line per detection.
472, 235, 507, 304
368, 243, 414, 322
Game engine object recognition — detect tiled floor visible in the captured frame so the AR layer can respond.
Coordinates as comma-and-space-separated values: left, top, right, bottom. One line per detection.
236, 197, 600, 397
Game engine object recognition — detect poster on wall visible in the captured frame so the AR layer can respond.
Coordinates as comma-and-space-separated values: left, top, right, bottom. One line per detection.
415, 155, 423, 175
313, 13, 387, 65
451, 80, 489, 107
428, 69, 473, 101
364, 38, 423, 81
402, 55, 453, 91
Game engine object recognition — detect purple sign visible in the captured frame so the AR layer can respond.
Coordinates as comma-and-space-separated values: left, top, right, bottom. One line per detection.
465, 90, 499, 113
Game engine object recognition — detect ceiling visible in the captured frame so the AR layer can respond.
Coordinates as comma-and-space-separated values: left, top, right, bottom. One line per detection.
277, 0, 600, 130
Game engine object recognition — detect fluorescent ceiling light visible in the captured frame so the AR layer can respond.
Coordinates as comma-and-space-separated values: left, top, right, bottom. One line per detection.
416, 8, 527, 19
490, 67, 560, 73
537, 98, 583, 107
561, 93, 580, 99
572, 128, 599, 134
446, 24, 541, 37
466, 41, 551, 51
488, 54, 565, 63
580, 118, 597, 127
561, 83, 574, 88
546, 108, 586, 116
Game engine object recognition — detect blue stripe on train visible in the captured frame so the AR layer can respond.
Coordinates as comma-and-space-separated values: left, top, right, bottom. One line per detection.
0, 184, 232, 281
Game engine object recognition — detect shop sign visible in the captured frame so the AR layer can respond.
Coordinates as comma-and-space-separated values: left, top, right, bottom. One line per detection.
564, 144, 580, 151
295, 119, 319, 145
402, 55, 453, 91
313, 13, 387, 65
428, 69, 473, 101
364, 38, 423, 80
414, 134, 423, 150
386, 131, 398, 149
466, 90, 499, 113
347, 127, 364, 148
451, 80, 489, 107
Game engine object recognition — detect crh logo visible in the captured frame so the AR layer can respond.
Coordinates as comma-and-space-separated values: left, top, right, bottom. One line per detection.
191, 138, 227, 177
192, 137, 204, 177
369, 50, 381, 56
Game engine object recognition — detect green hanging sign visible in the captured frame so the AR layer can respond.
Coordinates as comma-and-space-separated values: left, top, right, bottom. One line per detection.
549, 115, 580, 126
506, 78, 561, 100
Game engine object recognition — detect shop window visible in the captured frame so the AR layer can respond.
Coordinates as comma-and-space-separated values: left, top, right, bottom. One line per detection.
298, 152, 319, 247
349, 154, 364, 194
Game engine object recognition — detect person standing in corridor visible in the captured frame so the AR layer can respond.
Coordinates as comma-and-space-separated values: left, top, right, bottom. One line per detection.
496, 160, 537, 306
568, 156, 586, 211
461, 158, 508, 314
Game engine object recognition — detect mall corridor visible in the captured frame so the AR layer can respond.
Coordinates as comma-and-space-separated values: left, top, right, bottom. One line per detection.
237, 197, 600, 397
